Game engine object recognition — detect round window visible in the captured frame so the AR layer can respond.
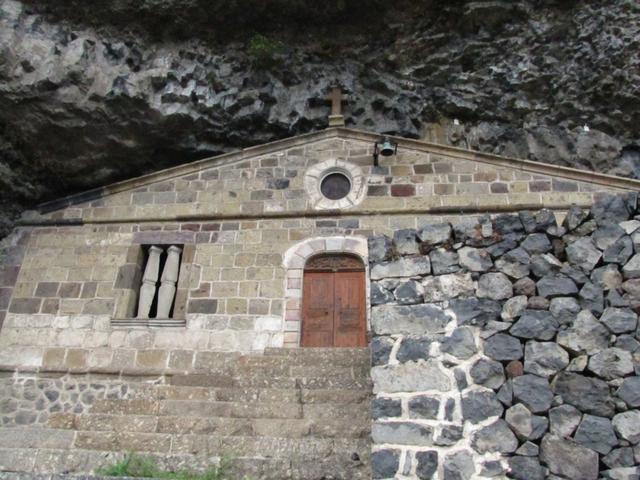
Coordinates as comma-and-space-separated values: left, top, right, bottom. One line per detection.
320, 172, 352, 200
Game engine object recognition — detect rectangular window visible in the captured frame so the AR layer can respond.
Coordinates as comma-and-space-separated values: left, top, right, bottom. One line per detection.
113, 243, 186, 326
137, 245, 183, 319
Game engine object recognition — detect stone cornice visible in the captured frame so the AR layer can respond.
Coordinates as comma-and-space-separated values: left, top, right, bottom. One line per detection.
336, 128, 640, 191
19, 203, 591, 227
34, 127, 640, 215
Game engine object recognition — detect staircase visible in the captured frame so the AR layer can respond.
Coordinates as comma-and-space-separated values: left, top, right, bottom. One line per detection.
0, 347, 372, 480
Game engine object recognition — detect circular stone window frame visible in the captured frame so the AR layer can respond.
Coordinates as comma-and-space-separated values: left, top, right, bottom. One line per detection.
304, 159, 366, 210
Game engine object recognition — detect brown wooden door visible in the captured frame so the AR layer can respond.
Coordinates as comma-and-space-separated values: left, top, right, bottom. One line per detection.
301, 260, 366, 347
333, 271, 366, 347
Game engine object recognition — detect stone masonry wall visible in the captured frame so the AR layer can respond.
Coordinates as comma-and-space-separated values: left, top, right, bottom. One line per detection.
0, 213, 486, 369
34, 135, 627, 224
3, 134, 634, 369
368, 193, 640, 479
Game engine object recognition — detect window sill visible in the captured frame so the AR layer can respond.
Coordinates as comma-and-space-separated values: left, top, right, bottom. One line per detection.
111, 318, 186, 328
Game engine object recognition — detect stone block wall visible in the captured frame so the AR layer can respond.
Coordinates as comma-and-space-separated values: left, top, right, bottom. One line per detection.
34, 135, 627, 224
368, 193, 640, 479
1, 213, 431, 369
0, 228, 30, 330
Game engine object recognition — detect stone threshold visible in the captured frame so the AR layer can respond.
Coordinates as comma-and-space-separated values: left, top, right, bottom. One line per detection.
110, 318, 186, 328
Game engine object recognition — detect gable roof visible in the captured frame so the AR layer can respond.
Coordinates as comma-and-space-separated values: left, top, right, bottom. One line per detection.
36, 127, 640, 215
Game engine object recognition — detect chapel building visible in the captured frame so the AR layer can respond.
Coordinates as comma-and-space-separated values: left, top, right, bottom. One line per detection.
0, 125, 639, 479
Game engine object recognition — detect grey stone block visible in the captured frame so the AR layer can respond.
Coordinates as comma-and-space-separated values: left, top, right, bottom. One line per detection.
484, 333, 523, 361
557, 309, 609, 355
461, 390, 503, 424
601, 307, 638, 334
613, 410, 640, 444
540, 434, 599, 480
471, 419, 518, 454
371, 361, 451, 394
617, 377, 640, 408
443, 450, 473, 480
588, 348, 634, 380
371, 336, 394, 366
440, 327, 477, 360
418, 223, 452, 246
476, 272, 513, 300
458, 246, 493, 272
549, 404, 582, 438
566, 237, 602, 272
552, 372, 615, 417
396, 337, 431, 363
521, 233, 552, 254
372, 421, 433, 446
394, 229, 420, 255
536, 275, 578, 298
408, 395, 440, 420
501, 295, 528, 321
574, 414, 618, 455
393, 280, 423, 305
415, 450, 439, 480
508, 456, 545, 480
495, 247, 531, 279
371, 397, 401, 420
371, 256, 430, 280
368, 235, 394, 263
371, 449, 400, 479
371, 304, 450, 336
429, 248, 459, 275
469, 358, 505, 390
509, 310, 558, 340
524, 341, 569, 378
512, 374, 553, 413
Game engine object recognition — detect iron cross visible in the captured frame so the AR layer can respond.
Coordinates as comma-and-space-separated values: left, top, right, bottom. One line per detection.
325, 87, 346, 116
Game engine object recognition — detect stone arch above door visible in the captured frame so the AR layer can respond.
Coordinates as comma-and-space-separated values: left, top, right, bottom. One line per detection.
282, 236, 369, 348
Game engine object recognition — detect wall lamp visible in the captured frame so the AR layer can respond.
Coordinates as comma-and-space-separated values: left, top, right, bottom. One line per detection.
373, 136, 398, 166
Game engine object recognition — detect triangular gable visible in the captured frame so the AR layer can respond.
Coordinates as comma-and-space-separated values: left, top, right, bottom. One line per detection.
24, 128, 640, 226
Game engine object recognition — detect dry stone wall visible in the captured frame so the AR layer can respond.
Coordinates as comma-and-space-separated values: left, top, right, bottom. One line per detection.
368, 192, 640, 480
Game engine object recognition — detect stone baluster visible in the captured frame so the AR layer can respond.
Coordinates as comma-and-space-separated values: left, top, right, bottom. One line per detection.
137, 245, 163, 319
156, 245, 182, 318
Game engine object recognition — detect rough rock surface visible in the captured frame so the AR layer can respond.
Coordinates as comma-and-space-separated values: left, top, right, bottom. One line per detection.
1, 0, 640, 235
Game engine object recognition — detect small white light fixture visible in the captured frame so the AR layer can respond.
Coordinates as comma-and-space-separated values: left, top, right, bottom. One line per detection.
583, 124, 590, 132
453, 118, 460, 126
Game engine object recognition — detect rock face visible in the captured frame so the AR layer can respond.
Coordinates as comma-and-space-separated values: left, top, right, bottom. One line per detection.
1, 0, 640, 235
369, 199, 640, 479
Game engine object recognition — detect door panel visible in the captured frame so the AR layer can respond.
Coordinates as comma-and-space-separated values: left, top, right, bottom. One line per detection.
334, 271, 366, 347
301, 268, 366, 348
301, 272, 335, 347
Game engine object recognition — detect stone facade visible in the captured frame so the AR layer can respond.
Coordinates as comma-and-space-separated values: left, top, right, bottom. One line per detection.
2, 129, 636, 371
369, 197, 640, 479
1, 128, 640, 478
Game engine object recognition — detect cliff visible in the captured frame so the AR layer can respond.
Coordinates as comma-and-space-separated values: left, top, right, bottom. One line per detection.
0, 0, 638, 234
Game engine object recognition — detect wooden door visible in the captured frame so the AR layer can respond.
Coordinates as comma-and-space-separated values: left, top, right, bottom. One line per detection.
333, 271, 366, 347
301, 272, 335, 347
301, 255, 366, 348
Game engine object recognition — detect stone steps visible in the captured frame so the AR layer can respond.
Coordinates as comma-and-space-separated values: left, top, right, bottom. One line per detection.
0, 447, 371, 480
1, 347, 372, 480
168, 373, 371, 389
156, 385, 370, 403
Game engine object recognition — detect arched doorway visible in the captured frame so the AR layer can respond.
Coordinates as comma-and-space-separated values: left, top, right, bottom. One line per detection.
301, 254, 367, 347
